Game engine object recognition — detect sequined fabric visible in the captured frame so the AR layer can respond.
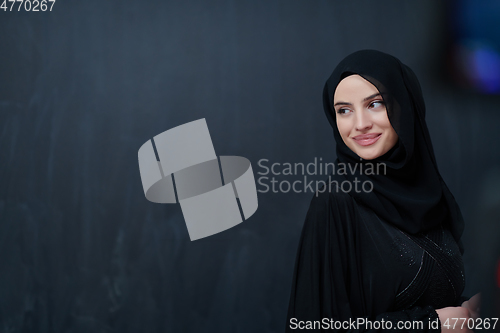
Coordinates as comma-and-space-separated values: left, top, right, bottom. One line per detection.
393, 227, 466, 310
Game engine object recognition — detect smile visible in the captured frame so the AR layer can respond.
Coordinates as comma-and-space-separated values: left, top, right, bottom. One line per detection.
352, 133, 382, 146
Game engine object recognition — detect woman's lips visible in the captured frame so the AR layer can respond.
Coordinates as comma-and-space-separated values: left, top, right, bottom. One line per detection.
352, 133, 381, 146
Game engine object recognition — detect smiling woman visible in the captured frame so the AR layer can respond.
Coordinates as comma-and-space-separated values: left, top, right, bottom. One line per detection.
334, 75, 399, 160
285, 50, 479, 333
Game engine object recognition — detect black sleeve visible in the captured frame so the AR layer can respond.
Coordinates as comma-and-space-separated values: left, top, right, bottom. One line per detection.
285, 192, 442, 333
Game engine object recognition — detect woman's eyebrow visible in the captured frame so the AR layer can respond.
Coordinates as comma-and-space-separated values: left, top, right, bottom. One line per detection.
363, 93, 381, 102
334, 93, 381, 107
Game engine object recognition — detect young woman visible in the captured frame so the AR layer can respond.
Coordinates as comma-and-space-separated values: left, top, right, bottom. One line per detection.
286, 50, 479, 332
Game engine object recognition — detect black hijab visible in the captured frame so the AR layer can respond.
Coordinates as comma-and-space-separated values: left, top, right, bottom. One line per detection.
323, 50, 464, 252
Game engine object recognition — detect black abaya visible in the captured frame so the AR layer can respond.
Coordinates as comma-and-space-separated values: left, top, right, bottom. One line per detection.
286, 190, 464, 332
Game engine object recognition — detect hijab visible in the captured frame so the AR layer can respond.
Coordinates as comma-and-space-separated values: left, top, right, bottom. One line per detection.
322, 49, 464, 252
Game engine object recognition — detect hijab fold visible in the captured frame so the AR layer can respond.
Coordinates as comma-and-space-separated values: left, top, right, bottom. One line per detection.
323, 50, 464, 253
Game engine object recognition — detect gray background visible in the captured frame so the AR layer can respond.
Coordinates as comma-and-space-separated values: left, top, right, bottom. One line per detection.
1, 0, 499, 332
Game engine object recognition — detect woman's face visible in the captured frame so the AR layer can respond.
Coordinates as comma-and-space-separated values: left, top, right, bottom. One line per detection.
333, 74, 398, 160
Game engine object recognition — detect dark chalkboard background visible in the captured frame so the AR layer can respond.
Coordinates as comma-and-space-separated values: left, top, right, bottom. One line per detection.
1, 1, 499, 332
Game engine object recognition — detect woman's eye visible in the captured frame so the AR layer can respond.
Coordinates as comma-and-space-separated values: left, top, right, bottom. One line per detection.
370, 101, 385, 108
336, 108, 350, 115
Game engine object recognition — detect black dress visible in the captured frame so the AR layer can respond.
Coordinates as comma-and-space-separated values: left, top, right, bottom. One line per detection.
285, 190, 465, 332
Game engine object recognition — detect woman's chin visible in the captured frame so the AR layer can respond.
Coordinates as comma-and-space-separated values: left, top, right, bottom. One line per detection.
354, 150, 381, 161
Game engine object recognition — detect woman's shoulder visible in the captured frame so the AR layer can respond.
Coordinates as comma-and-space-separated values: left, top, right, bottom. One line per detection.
304, 187, 357, 230
308, 184, 356, 212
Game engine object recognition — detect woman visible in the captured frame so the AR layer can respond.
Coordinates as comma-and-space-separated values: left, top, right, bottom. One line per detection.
286, 50, 479, 332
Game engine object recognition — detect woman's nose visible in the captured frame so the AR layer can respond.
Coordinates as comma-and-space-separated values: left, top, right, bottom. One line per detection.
355, 110, 372, 131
